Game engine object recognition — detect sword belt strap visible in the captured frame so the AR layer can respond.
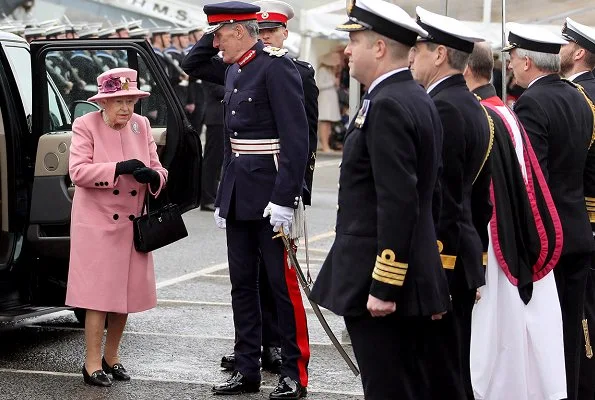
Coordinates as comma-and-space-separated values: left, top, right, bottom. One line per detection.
441, 253, 487, 269
230, 138, 280, 154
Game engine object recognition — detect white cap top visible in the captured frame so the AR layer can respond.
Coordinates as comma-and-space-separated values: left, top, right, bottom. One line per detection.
346, 0, 427, 46
416, 6, 484, 53
504, 22, 567, 54
253, 0, 294, 28
563, 18, 595, 54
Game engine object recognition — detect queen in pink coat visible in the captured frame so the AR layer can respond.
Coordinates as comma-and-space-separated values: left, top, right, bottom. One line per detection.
65, 67, 167, 387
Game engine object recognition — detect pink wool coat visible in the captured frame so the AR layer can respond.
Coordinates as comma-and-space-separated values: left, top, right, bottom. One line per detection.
65, 111, 168, 314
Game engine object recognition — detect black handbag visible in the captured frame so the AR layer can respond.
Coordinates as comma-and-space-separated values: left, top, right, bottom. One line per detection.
133, 192, 188, 253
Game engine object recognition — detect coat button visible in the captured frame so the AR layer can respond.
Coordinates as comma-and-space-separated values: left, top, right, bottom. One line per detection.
128, 215, 135, 221
105, 182, 109, 186
130, 190, 137, 196
248, 98, 252, 102
235, 153, 239, 158
95, 182, 99, 186
113, 214, 119, 220
99, 182, 104, 186
113, 189, 119, 195
234, 88, 238, 93
238, 68, 241, 73
234, 132, 238, 136
295, 196, 299, 200
294, 201, 298, 206
231, 111, 236, 115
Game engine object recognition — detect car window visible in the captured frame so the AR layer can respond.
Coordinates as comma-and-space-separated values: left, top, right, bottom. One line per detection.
45, 49, 169, 129
4, 45, 32, 117
47, 81, 67, 132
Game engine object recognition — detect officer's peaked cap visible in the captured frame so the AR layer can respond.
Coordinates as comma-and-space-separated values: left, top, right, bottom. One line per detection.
203, 1, 260, 35
416, 7, 484, 53
341, 0, 427, 46
503, 22, 567, 54
562, 18, 595, 54
252, 0, 294, 29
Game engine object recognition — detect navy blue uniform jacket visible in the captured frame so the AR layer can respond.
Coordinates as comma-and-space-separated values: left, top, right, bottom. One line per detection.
310, 70, 451, 317
182, 37, 308, 220
182, 34, 318, 205
514, 74, 594, 256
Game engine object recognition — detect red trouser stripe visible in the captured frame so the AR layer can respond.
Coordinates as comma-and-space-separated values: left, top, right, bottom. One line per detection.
283, 248, 310, 386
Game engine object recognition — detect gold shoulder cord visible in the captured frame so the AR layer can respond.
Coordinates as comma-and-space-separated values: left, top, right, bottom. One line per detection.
563, 79, 595, 149
473, 101, 495, 185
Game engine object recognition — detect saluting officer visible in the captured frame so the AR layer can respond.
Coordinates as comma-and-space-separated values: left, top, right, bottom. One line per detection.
560, 18, 595, 400
505, 23, 595, 400
309, 1, 451, 399
185, 2, 310, 398
214, 0, 318, 375
410, 8, 491, 400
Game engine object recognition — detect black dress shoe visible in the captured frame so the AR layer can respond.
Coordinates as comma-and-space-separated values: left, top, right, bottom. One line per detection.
269, 376, 307, 399
220, 353, 235, 370
212, 370, 260, 395
82, 366, 112, 387
102, 357, 131, 381
262, 346, 282, 374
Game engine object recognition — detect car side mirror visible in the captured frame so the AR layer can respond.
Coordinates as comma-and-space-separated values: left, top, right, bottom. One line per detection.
71, 101, 101, 120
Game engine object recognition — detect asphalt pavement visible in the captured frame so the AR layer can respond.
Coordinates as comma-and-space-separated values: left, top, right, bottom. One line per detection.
0, 152, 364, 399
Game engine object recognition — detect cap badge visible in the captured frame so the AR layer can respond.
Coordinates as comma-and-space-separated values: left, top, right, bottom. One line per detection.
347, 0, 355, 14
263, 46, 289, 57
261, 12, 269, 19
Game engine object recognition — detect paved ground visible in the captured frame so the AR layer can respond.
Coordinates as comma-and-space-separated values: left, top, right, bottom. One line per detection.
0, 152, 364, 399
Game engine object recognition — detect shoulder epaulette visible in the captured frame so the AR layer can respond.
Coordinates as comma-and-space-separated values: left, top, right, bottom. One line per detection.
564, 78, 595, 149
291, 58, 313, 70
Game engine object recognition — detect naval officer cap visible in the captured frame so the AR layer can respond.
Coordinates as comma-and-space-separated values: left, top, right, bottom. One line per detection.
337, 0, 428, 46
562, 18, 595, 54
416, 7, 484, 53
503, 22, 567, 54
253, 0, 294, 29
203, 1, 261, 35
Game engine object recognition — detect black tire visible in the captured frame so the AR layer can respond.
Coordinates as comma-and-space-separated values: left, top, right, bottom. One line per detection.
73, 308, 86, 326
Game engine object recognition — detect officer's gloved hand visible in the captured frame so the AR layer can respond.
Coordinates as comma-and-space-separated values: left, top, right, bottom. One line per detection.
263, 202, 293, 235
214, 207, 226, 229
115, 159, 145, 177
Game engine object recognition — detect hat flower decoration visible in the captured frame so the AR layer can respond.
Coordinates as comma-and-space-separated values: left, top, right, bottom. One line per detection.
100, 76, 131, 94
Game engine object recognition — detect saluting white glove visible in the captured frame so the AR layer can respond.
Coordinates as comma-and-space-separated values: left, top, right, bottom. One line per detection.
214, 207, 226, 229
263, 202, 293, 235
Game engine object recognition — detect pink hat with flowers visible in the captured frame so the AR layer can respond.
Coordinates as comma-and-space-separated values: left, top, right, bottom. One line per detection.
87, 67, 150, 102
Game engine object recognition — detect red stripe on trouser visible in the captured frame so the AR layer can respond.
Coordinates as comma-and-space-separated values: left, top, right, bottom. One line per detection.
283, 247, 310, 387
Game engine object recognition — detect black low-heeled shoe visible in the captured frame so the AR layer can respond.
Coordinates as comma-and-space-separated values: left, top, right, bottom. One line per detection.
82, 366, 112, 387
102, 357, 131, 381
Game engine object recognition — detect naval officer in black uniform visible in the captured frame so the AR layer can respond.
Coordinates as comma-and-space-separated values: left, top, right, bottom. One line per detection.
184, 2, 310, 399
559, 18, 595, 400
410, 8, 491, 399
182, 0, 317, 378
506, 23, 595, 400
309, 0, 451, 399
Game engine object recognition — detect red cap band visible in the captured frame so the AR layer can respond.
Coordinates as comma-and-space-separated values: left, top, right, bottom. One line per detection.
257, 12, 288, 25
207, 13, 258, 25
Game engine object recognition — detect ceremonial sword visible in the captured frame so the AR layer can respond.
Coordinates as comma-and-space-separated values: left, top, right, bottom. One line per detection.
274, 231, 360, 377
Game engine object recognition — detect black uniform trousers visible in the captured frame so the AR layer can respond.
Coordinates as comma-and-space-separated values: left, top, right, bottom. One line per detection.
226, 217, 309, 386
200, 124, 224, 207
259, 258, 281, 347
344, 313, 430, 400
555, 253, 591, 400
579, 261, 595, 400
425, 267, 476, 400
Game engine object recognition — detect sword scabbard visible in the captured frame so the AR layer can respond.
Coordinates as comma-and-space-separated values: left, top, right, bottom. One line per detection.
583, 318, 593, 359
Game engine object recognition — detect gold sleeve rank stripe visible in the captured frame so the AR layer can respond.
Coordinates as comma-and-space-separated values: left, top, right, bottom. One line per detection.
373, 250, 408, 287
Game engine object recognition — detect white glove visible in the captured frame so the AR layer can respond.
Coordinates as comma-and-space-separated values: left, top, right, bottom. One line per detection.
214, 207, 226, 229
263, 202, 293, 235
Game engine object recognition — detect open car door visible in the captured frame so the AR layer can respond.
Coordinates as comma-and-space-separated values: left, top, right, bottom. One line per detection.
27, 38, 202, 262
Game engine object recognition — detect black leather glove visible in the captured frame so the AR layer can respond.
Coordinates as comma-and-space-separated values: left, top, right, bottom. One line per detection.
115, 159, 145, 177
133, 167, 160, 185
